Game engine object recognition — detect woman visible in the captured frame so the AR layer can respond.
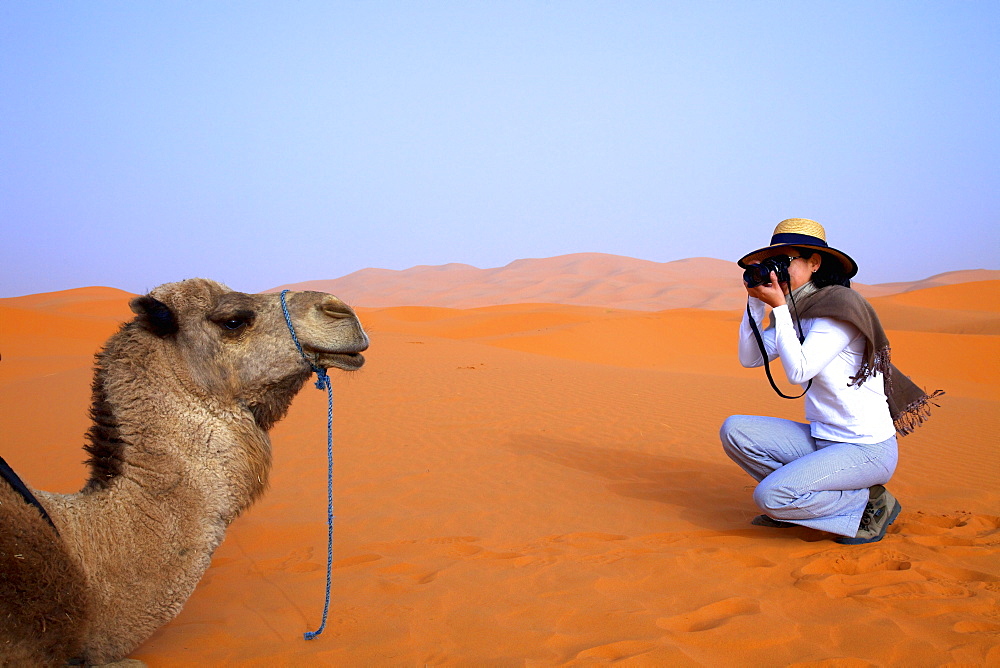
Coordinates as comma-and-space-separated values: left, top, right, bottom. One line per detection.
720, 218, 941, 545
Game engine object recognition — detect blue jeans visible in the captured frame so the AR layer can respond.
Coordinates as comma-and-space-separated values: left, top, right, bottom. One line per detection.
720, 415, 898, 537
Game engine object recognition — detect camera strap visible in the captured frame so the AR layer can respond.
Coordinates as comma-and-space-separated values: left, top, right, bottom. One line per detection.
746, 300, 812, 400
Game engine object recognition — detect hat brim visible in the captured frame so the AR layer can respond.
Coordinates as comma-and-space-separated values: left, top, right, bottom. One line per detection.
738, 243, 858, 278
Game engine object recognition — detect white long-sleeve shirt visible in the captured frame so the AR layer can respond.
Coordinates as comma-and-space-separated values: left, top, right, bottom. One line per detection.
739, 297, 896, 444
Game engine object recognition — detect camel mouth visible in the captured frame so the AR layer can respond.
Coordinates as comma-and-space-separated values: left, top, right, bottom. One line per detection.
314, 351, 366, 371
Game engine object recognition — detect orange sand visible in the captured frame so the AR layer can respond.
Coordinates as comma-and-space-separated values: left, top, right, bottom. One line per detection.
1, 280, 998, 666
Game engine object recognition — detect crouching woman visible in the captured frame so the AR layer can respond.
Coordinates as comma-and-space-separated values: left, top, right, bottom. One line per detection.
721, 218, 942, 545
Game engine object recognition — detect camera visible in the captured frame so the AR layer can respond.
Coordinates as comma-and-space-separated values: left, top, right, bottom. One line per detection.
743, 255, 792, 287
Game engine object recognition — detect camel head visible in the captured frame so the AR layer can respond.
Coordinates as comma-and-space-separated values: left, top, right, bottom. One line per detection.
127, 278, 368, 426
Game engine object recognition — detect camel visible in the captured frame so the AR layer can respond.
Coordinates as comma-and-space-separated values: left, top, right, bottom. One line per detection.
0, 278, 368, 666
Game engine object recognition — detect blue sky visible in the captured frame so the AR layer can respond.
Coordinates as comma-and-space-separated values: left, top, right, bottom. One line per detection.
2, 1, 998, 297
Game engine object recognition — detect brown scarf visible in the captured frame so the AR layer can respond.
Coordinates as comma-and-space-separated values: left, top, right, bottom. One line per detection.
782, 284, 944, 436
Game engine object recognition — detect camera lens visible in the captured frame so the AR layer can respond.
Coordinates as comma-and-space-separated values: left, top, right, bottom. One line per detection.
743, 264, 770, 287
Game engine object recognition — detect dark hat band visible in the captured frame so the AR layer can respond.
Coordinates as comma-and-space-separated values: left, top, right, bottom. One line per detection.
770, 232, 828, 247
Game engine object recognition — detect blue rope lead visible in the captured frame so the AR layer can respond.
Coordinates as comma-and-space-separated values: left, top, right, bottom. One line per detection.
280, 290, 335, 641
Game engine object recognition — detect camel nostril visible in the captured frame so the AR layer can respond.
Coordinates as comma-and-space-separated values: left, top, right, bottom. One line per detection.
319, 296, 354, 319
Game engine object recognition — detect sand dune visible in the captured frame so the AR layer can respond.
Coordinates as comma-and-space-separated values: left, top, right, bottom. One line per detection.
273, 254, 752, 310
1, 278, 997, 666
870, 281, 1000, 336
858, 269, 1000, 298
273, 252, 1000, 311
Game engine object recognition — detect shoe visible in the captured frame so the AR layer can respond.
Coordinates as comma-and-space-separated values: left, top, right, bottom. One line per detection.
836, 485, 902, 545
751, 514, 796, 528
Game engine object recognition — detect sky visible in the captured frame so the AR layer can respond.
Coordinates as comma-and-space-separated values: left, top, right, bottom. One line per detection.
2, 1, 998, 297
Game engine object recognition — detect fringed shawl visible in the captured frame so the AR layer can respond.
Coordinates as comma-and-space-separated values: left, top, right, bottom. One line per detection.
787, 285, 944, 436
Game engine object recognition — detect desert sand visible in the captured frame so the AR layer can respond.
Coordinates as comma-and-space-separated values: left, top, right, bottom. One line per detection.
1, 270, 998, 666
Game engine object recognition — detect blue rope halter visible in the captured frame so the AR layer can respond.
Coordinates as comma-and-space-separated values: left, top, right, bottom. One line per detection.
279, 290, 334, 641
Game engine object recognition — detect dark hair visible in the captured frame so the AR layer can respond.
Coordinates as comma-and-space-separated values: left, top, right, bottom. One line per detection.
795, 248, 852, 288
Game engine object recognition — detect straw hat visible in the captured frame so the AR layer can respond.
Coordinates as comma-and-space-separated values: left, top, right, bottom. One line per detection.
738, 218, 858, 278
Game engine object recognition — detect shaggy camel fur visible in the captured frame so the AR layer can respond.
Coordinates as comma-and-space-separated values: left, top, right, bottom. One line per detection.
0, 279, 368, 666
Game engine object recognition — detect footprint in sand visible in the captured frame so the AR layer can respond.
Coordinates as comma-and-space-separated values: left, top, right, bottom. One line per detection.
793, 543, 995, 600
423, 536, 484, 557
577, 549, 638, 565
331, 553, 382, 569
255, 546, 321, 573
377, 562, 440, 591
511, 553, 561, 568
796, 546, 913, 577
656, 597, 760, 633
531, 533, 638, 566
446, 543, 484, 557
547, 532, 629, 544
793, 547, 919, 599
953, 620, 1000, 634
895, 511, 1000, 548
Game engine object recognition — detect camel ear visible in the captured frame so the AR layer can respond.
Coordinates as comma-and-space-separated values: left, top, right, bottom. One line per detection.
130, 295, 179, 337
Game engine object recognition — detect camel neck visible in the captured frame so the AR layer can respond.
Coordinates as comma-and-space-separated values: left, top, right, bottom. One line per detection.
40, 358, 273, 663
83, 332, 272, 511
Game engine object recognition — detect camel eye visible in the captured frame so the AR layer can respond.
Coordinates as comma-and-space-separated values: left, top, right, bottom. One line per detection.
214, 310, 255, 333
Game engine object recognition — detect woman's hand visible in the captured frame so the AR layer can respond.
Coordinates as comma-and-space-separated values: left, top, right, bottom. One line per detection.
745, 271, 787, 308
